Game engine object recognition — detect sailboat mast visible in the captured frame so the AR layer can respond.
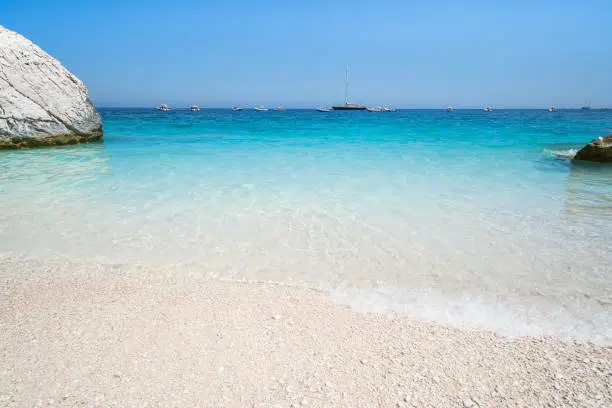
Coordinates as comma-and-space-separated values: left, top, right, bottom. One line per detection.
331, 64, 364, 110
345, 64, 349, 105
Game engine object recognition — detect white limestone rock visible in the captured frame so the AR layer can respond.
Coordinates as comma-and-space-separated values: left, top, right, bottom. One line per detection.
0, 25, 102, 149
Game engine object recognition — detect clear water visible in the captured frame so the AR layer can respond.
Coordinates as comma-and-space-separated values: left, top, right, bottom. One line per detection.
1, 108, 611, 343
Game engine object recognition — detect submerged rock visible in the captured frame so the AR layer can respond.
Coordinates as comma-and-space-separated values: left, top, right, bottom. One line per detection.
0, 25, 102, 149
574, 135, 612, 163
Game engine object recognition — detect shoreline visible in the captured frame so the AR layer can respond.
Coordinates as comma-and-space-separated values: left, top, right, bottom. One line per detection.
1, 258, 610, 407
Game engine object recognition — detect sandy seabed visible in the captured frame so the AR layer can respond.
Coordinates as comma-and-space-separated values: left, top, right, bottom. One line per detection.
0, 258, 610, 407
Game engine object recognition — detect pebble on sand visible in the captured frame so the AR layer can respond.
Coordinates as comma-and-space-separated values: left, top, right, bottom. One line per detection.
463, 398, 475, 407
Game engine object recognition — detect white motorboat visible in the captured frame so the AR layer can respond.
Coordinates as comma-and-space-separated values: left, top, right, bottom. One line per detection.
189, 104, 200, 112
232, 106, 243, 111
156, 104, 171, 111
367, 106, 383, 112
254, 106, 268, 112
316, 107, 332, 112
483, 106, 493, 112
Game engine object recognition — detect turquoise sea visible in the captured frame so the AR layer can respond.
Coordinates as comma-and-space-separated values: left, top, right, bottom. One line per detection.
1, 108, 611, 343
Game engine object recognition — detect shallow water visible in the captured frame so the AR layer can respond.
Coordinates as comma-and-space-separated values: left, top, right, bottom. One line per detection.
1, 108, 611, 343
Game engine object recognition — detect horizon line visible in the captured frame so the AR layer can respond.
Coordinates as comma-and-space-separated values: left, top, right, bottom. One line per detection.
94, 106, 612, 110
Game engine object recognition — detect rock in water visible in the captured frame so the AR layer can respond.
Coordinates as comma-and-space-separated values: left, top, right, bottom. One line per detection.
574, 135, 612, 163
0, 25, 102, 149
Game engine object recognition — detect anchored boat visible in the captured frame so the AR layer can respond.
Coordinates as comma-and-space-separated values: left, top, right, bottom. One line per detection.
332, 65, 366, 110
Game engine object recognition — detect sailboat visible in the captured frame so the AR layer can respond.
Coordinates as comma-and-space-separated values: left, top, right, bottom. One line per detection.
332, 65, 366, 110
581, 100, 591, 110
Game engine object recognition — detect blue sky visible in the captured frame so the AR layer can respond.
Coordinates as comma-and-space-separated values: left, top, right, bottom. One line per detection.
3, 0, 612, 108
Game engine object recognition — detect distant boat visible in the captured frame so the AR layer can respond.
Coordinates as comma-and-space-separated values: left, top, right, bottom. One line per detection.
272, 106, 285, 111
189, 104, 200, 112
332, 65, 366, 110
548, 107, 556, 112
333, 103, 366, 111
156, 104, 171, 111
581, 100, 591, 110
367, 106, 383, 112
483, 106, 493, 112
316, 107, 332, 112
254, 106, 268, 112
445, 107, 453, 112
232, 106, 243, 111
383, 106, 396, 112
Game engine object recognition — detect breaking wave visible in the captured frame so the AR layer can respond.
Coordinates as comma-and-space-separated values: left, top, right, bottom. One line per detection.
543, 147, 578, 159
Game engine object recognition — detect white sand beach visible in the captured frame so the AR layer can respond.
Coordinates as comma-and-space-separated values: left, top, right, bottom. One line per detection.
1, 257, 610, 407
